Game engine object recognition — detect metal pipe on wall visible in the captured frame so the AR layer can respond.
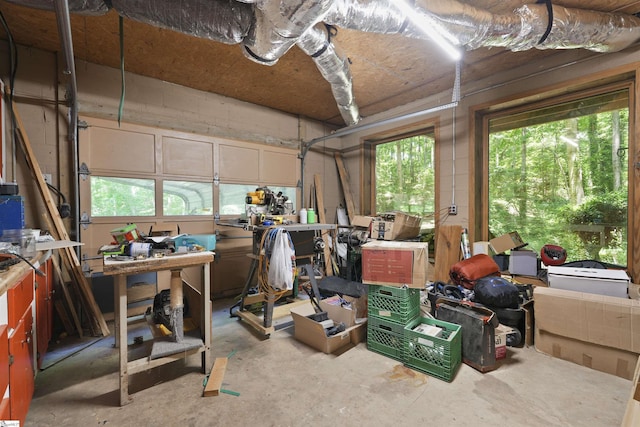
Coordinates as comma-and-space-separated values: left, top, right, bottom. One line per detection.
54, 0, 80, 243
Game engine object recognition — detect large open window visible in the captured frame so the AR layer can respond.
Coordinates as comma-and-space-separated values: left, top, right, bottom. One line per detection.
373, 131, 436, 228
487, 86, 630, 265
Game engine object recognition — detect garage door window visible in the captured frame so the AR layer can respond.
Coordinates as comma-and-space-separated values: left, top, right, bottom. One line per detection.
90, 176, 155, 217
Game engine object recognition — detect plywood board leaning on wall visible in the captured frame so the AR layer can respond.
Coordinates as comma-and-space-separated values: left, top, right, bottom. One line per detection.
434, 225, 463, 283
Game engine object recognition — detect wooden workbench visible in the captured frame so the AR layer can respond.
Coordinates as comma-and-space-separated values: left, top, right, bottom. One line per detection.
103, 251, 214, 406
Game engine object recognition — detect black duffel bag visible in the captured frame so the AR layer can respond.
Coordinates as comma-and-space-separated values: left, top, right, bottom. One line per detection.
473, 276, 520, 309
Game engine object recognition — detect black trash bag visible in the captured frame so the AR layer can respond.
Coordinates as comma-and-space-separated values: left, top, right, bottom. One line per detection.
473, 276, 520, 309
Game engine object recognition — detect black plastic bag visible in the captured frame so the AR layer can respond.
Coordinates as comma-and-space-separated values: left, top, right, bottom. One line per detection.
473, 276, 520, 309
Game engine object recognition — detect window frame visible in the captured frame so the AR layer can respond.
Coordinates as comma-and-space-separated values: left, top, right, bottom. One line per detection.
362, 121, 441, 224
471, 77, 636, 274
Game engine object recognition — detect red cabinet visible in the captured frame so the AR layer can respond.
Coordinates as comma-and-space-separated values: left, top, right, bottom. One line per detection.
7, 271, 34, 329
1, 256, 51, 425
0, 325, 9, 420
9, 310, 34, 425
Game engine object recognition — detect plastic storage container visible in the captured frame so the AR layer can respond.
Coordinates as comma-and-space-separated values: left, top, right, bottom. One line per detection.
403, 316, 462, 382
173, 234, 216, 251
367, 316, 405, 361
367, 285, 420, 324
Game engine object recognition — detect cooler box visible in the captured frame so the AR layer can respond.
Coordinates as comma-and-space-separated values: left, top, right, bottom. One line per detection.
547, 266, 629, 298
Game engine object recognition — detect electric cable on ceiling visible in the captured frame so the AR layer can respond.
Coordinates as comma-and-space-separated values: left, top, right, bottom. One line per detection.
118, 15, 125, 127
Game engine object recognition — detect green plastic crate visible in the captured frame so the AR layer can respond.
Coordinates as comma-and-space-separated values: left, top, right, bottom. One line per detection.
367, 316, 405, 361
403, 316, 462, 382
368, 285, 420, 324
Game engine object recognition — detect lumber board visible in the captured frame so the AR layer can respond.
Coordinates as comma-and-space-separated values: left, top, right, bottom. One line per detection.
103, 305, 152, 322
334, 153, 356, 224
12, 99, 110, 336
236, 310, 275, 335
54, 299, 74, 336
313, 174, 334, 276
127, 346, 204, 375
127, 282, 157, 303
203, 357, 228, 397
272, 298, 310, 318
103, 252, 214, 276
434, 225, 463, 283
52, 255, 83, 337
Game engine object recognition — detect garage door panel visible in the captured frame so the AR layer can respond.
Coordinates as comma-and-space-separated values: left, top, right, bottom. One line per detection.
87, 127, 156, 173
163, 137, 213, 177
219, 144, 259, 181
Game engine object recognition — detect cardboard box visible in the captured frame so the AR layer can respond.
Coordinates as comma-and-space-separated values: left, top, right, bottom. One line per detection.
371, 212, 422, 241
361, 241, 429, 288
534, 286, 640, 379
622, 357, 640, 426
489, 231, 527, 254
495, 324, 515, 360
352, 215, 375, 229
290, 296, 368, 354
547, 266, 630, 298
508, 249, 538, 276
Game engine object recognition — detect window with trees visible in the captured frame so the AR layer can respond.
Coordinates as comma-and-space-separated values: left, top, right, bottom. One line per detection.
487, 86, 629, 265
374, 132, 436, 227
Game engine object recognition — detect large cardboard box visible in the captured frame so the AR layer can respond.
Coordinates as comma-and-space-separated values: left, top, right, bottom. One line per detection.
622, 357, 640, 426
371, 212, 421, 241
534, 286, 640, 379
361, 241, 429, 288
547, 266, 630, 298
290, 296, 367, 354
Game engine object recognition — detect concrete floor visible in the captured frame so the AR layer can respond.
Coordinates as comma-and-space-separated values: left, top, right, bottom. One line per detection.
26, 298, 632, 427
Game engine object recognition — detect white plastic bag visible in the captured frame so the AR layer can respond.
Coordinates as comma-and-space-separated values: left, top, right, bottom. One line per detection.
267, 229, 295, 291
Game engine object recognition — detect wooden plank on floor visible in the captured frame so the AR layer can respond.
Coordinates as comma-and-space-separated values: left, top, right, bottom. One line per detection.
203, 357, 228, 397
434, 225, 462, 283
334, 153, 356, 224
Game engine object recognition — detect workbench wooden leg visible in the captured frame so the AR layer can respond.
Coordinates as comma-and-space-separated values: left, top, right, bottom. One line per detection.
113, 276, 120, 349
202, 262, 212, 373
116, 274, 131, 406
264, 295, 274, 329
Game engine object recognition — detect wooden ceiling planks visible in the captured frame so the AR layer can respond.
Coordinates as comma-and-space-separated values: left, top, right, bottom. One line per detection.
1, 0, 640, 126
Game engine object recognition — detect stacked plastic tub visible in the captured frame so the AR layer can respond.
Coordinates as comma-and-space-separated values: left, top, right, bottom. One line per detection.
366, 284, 462, 382
367, 285, 420, 361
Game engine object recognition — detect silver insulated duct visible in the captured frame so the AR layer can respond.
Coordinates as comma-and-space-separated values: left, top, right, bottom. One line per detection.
110, 0, 254, 45
6, 0, 640, 125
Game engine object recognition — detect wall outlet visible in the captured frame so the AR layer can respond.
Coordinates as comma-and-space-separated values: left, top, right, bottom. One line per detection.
449, 204, 457, 215
43, 174, 52, 185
